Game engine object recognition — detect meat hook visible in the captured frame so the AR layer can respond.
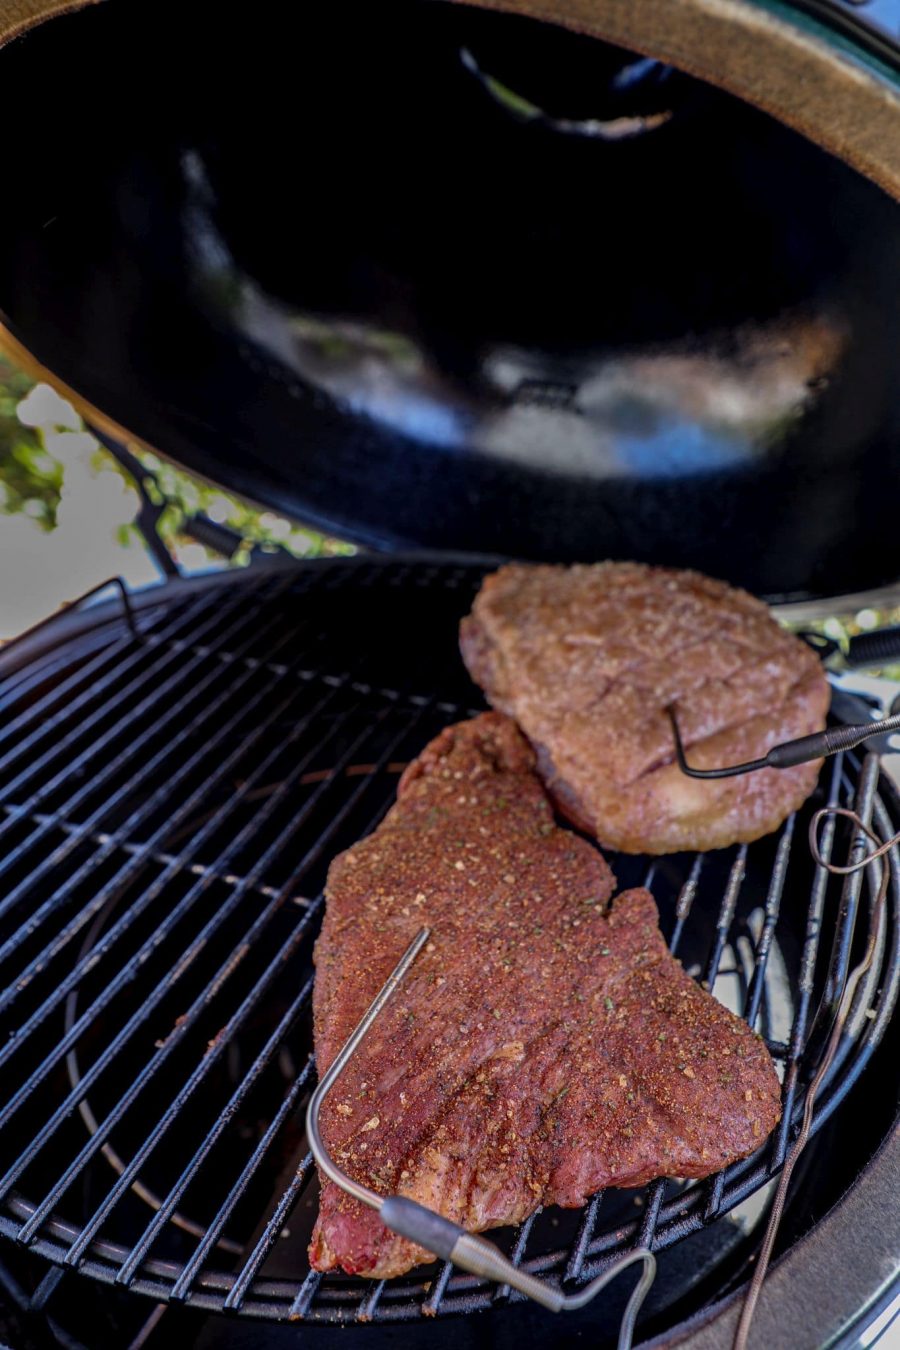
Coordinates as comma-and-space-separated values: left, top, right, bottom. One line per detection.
306, 927, 656, 1348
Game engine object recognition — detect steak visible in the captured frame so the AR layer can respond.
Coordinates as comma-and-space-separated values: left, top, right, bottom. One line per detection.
460, 562, 830, 853
310, 713, 781, 1279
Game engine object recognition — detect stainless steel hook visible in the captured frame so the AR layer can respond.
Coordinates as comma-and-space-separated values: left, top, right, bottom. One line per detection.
306, 928, 656, 1346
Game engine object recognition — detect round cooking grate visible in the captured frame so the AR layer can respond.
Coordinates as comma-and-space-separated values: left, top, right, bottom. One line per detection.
0, 558, 897, 1335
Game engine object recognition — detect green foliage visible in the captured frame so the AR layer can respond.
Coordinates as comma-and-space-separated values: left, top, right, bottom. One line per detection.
0, 356, 63, 530
129, 448, 355, 564
0, 355, 353, 568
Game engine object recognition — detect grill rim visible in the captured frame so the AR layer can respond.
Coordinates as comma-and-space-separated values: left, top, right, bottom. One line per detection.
3, 549, 898, 684
0, 555, 898, 1343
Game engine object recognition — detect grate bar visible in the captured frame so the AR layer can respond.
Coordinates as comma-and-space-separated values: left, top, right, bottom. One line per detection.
29, 1262, 65, 1311
794, 756, 846, 1044
743, 814, 796, 1031
564, 1193, 604, 1282
636, 1178, 666, 1250
63, 969, 317, 1268
0, 574, 288, 807
578, 1179, 665, 1283
0, 614, 302, 955
697, 818, 800, 1224
221, 1152, 314, 1312
356, 1281, 387, 1321
0, 671, 346, 1059
668, 855, 704, 957
492, 1208, 541, 1303
289, 1269, 324, 1321
814, 753, 880, 1036
172, 1066, 315, 1304
771, 756, 844, 1168
422, 1260, 455, 1316
806, 754, 883, 1093
0, 699, 389, 1149
703, 846, 748, 989
0, 591, 300, 909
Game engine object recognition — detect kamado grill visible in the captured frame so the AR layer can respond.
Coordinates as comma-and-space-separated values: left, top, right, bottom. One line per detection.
2, 2, 900, 1348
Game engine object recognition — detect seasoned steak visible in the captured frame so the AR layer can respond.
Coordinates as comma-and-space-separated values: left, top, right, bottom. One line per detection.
460, 562, 829, 853
310, 714, 781, 1279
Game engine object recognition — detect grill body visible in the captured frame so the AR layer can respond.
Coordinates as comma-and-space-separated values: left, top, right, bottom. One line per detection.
0, 559, 897, 1346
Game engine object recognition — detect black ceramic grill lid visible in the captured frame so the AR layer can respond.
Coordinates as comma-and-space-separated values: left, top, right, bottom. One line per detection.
2, 0, 900, 598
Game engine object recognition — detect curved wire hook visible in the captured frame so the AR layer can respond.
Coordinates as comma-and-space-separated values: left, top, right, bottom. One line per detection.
667, 705, 900, 780
307, 929, 656, 1346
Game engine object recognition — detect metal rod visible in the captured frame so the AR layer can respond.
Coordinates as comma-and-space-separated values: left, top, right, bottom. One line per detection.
223, 1153, 314, 1313
178, 695, 443, 1313
564, 1192, 603, 1282
733, 792, 894, 1350
702, 846, 747, 989
308, 927, 431, 1210
0, 574, 275, 807
0, 613, 300, 942
743, 813, 795, 1030
65, 967, 316, 1267
305, 929, 656, 1344
171, 1064, 315, 1303
667, 704, 900, 779
0, 575, 138, 661
1, 705, 409, 1185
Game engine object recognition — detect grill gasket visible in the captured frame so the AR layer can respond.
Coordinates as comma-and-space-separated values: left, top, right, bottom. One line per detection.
0, 558, 897, 1329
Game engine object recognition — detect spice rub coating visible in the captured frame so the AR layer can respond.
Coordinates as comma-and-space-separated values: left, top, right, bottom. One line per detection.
310, 714, 781, 1279
460, 562, 829, 853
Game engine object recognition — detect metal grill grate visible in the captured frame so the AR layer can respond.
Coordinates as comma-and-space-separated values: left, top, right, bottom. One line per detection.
0, 558, 898, 1332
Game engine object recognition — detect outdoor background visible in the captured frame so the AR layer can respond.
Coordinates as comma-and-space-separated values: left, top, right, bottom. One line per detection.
0, 353, 353, 641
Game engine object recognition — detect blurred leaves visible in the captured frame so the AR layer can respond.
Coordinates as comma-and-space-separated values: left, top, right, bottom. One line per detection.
131, 448, 355, 567
0, 355, 353, 576
0, 355, 64, 529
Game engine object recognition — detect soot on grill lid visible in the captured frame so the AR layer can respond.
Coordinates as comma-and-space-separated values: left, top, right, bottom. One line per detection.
2, 0, 900, 599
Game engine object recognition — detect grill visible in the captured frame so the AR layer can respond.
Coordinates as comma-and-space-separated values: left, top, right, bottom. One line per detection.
0, 557, 898, 1341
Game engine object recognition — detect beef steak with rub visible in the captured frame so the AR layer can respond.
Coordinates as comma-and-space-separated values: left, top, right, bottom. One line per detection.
310, 714, 781, 1279
460, 562, 830, 853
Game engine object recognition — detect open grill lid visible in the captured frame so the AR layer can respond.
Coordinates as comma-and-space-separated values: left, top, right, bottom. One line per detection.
2, 0, 900, 599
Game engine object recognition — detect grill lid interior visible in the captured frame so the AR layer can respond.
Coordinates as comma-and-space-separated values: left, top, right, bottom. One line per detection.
3, 0, 900, 598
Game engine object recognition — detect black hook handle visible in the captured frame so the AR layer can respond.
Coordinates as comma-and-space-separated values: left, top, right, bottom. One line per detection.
667, 707, 900, 779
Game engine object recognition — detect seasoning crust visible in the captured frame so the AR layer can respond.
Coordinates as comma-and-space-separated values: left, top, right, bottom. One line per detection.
461, 562, 830, 853
310, 713, 781, 1279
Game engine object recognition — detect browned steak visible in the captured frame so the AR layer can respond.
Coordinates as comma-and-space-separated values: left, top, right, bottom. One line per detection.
310, 714, 781, 1279
460, 562, 829, 853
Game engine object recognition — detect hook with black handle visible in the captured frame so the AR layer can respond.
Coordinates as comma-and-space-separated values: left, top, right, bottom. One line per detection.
667, 705, 900, 780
